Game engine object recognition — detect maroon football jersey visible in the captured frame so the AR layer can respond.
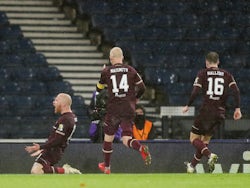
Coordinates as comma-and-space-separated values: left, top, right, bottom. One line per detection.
40, 112, 77, 151
193, 67, 238, 108
98, 63, 145, 114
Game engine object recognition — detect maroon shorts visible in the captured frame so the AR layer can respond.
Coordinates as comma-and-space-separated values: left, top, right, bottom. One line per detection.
104, 102, 135, 137
192, 106, 225, 136
35, 148, 63, 166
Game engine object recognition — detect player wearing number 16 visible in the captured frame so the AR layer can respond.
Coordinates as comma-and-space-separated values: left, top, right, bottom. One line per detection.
182, 51, 242, 173
96, 47, 151, 174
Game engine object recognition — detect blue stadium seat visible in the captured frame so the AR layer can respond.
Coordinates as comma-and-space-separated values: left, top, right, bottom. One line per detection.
19, 117, 52, 138
164, 55, 192, 68
91, 14, 120, 29
0, 11, 9, 27
188, 54, 205, 68
103, 28, 134, 42
166, 27, 187, 40
121, 14, 146, 28
28, 81, 48, 95
240, 95, 250, 115
12, 68, 35, 81
36, 67, 62, 81
175, 13, 199, 27
0, 54, 22, 67
220, 54, 246, 68
238, 81, 250, 95
21, 53, 48, 67
233, 41, 250, 54
130, 52, 157, 68
152, 14, 176, 27
231, 13, 249, 27
72, 95, 86, 116
144, 67, 161, 85
156, 41, 180, 54
108, 0, 136, 14
47, 81, 74, 95
217, 0, 243, 11
76, 0, 110, 15
7, 96, 35, 116
160, 69, 178, 85
10, 38, 35, 53
0, 68, 10, 80
168, 94, 188, 106
215, 27, 241, 40
179, 41, 205, 54
0, 41, 10, 54
34, 96, 55, 116
19, 81, 48, 95
0, 96, 11, 116
134, 28, 162, 40
2, 81, 21, 95
0, 117, 21, 138
204, 41, 232, 55
0, 25, 23, 40
0, 27, 12, 40
175, 68, 196, 82
185, 27, 215, 40
167, 82, 191, 95
160, 0, 189, 12
242, 26, 250, 40
72, 95, 85, 108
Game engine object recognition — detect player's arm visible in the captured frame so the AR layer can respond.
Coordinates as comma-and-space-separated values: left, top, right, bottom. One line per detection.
229, 83, 240, 109
187, 86, 201, 106
96, 82, 106, 93
96, 70, 107, 93
135, 81, 146, 99
135, 73, 146, 99
25, 143, 40, 153
40, 121, 69, 149
229, 82, 242, 120
39, 133, 64, 150
183, 74, 202, 113
183, 86, 201, 113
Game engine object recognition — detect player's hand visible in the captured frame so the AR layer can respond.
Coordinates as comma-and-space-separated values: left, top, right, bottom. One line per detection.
233, 108, 242, 120
136, 98, 139, 104
102, 64, 106, 69
25, 143, 40, 153
182, 105, 189, 113
30, 149, 43, 157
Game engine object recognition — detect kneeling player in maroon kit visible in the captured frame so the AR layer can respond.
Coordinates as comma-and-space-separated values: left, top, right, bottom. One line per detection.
183, 52, 242, 173
25, 93, 81, 174
96, 47, 151, 174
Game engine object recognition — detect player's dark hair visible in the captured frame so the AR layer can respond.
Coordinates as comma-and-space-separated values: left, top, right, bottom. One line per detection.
206, 51, 219, 64
135, 104, 145, 114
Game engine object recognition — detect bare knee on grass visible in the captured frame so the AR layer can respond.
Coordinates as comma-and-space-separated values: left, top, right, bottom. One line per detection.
31, 162, 44, 174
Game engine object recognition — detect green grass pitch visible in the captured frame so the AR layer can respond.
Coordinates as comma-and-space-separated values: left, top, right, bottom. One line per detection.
0, 174, 249, 188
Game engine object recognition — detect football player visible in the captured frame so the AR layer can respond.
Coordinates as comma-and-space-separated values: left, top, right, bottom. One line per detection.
183, 52, 242, 173
96, 47, 151, 174
25, 93, 81, 174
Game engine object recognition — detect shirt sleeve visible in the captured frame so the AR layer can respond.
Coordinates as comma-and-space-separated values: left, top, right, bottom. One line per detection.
40, 120, 68, 150
187, 72, 202, 106
135, 73, 146, 99
96, 70, 107, 92
40, 133, 64, 150
229, 75, 240, 108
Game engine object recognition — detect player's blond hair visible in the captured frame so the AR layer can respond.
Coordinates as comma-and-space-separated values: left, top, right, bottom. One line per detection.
58, 93, 72, 106
110, 47, 123, 58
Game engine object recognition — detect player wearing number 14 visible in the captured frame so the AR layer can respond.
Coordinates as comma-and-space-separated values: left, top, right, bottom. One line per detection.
96, 47, 151, 174
182, 51, 242, 173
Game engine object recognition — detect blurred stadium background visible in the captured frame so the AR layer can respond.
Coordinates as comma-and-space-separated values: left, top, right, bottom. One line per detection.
0, 0, 250, 140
